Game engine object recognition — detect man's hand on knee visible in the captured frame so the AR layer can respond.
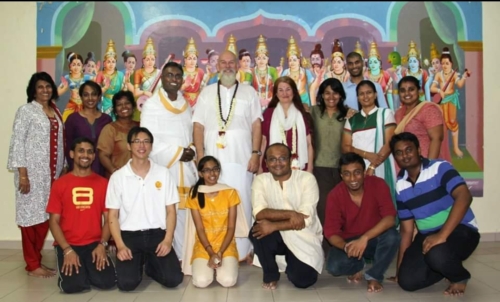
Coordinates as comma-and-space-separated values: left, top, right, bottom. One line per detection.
252, 219, 275, 239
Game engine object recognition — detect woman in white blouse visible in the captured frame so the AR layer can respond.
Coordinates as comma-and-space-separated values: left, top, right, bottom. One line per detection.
7, 72, 66, 278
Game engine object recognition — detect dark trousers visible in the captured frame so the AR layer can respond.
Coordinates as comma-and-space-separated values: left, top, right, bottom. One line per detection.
325, 228, 400, 282
55, 242, 116, 293
116, 228, 183, 291
313, 166, 341, 255
249, 224, 318, 288
398, 224, 480, 292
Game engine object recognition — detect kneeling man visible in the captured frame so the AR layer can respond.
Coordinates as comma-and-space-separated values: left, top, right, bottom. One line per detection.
324, 152, 400, 293
47, 137, 116, 293
106, 127, 184, 291
250, 143, 324, 289
391, 132, 479, 296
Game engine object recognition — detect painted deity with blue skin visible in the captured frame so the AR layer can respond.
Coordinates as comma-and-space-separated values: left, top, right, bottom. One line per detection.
402, 41, 428, 101
365, 42, 394, 110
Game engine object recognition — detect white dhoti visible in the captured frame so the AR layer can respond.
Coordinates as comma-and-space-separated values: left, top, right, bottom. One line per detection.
219, 162, 254, 260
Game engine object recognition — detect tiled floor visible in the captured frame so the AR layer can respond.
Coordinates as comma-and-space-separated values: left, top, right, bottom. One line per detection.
1, 242, 500, 301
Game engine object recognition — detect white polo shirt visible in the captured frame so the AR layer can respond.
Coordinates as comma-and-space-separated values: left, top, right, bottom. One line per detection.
106, 159, 179, 231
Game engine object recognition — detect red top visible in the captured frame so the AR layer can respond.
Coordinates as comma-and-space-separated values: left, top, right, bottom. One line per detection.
46, 173, 109, 246
324, 175, 397, 240
261, 107, 311, 172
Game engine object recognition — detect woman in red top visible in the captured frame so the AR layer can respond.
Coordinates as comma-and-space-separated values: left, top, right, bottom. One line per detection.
260, 76, 313, 173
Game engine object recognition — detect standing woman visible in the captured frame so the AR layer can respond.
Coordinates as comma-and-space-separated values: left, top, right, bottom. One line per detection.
64, 81, 112, 176
342, 80, 397, 203
97, 90, 138, 179
310, 78, 348, 254
7, 72, 66, 278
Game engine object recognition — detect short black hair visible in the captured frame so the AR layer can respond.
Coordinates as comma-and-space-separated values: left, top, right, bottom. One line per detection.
398, 75, 421, 91
338, 152, 366, 171
26, 72, 59, 103
78, 80, 102, 98
264, 143, 292, 160
127, 126, 154, 144
346, 51, 362, 61
390, 132, 420, 154
71, 137, 95, 151
112, 90, 136, 116
162, 61, 184, 76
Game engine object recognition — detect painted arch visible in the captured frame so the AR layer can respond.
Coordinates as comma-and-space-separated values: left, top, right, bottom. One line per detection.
386, 1, 467, 41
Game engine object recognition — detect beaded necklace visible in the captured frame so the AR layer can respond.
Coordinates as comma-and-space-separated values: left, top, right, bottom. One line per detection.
215, 80, 239, 149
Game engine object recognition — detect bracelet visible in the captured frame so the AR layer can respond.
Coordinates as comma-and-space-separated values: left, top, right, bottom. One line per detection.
64, 249, 74, 257
368, 165, 376, 170
63, 246, 72, 251
20, 177, 28, 180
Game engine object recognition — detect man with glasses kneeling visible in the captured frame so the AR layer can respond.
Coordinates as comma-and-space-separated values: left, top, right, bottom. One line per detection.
106, 126, 184, 291
249, 143, 324, 290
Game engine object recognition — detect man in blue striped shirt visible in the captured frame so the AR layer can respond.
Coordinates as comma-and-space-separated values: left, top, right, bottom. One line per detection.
389, 132, 479, 296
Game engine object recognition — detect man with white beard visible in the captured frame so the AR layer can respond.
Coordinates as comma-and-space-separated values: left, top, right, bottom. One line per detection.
193, 50, 262, 263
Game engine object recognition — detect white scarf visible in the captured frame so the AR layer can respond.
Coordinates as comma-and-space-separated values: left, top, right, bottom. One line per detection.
269, 103, 308, 169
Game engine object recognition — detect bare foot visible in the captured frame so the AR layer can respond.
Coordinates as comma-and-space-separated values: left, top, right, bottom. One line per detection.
262, 281, 278, 290
28, 267, 55, 278
444, 283, 467, 296
41, 264, 56, 274
367, 280, 383, 293
347, 271, 363, 283
245, 251, 254, 265
386, 276, 397, 283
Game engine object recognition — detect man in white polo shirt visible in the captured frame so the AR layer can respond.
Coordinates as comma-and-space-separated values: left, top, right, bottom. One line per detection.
106, 126, 184, 291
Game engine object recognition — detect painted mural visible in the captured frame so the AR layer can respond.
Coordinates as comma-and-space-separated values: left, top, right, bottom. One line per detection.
36, 1, 484, 196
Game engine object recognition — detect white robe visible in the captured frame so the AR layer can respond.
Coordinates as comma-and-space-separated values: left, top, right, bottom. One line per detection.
192, 82, 263, 260
141, 89, 198, 259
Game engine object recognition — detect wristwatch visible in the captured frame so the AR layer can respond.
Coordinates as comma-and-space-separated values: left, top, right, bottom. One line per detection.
99, 240, 108, 248
252, 150, 262, 156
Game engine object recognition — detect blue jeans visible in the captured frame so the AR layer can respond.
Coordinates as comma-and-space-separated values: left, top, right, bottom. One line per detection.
326, 228, 400, 282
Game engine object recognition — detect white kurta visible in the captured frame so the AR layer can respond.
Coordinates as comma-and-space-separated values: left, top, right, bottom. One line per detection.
251, 170, 324, 274
141, 89, 198, 259
192, 82, 263, 260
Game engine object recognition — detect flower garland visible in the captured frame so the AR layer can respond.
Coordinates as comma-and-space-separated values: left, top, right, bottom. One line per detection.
215, 80, 239, 149
280, 123, 300, 169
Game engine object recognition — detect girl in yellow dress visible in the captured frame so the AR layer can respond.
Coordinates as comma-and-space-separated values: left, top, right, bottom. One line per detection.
186, 156, 240, 288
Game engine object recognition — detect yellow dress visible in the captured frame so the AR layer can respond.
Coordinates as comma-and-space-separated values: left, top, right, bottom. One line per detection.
186, 189, 240, 263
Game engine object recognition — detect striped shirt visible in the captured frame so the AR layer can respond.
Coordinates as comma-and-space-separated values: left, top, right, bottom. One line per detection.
396, 158, 478, 234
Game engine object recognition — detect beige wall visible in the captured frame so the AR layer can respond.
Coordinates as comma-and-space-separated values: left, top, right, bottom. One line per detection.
0, 2, 498, 244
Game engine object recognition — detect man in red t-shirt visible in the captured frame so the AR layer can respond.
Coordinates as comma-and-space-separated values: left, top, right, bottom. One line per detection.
46, 137, 116, 293
324, 152, 400, 293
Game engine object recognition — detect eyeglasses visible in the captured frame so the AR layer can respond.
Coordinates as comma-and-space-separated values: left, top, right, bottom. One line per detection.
201, 167, 220, 174
131, 139, 152, 145
266, 156, 289, 164
340, 170, 364, 178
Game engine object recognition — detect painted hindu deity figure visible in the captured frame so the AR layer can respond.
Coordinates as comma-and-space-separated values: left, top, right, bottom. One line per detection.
325, 39, 350, 83
281, 36, 315, 106
95, 39, 126, 120
353, 40, 368, 74
205, 48, 220, 86
181, 37, 205, 107
251, 34, 281, 111
424, 43, 442, 103
430, 47, 470, 158
133, 37, 163, 120
121, 50, 136, 94
83, 51, 100, 79
365, 41, 394, 110
238, 48, 253, 85
402, 40, 428, 101
386, 51, 407, 111
309, 43, 325, 76
58, 52, 93, 122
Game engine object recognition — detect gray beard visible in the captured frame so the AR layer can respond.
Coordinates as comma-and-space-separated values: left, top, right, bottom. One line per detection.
220, 72, 236, 86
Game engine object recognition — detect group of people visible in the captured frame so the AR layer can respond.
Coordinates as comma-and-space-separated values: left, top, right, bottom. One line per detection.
7, 48, 478, 296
